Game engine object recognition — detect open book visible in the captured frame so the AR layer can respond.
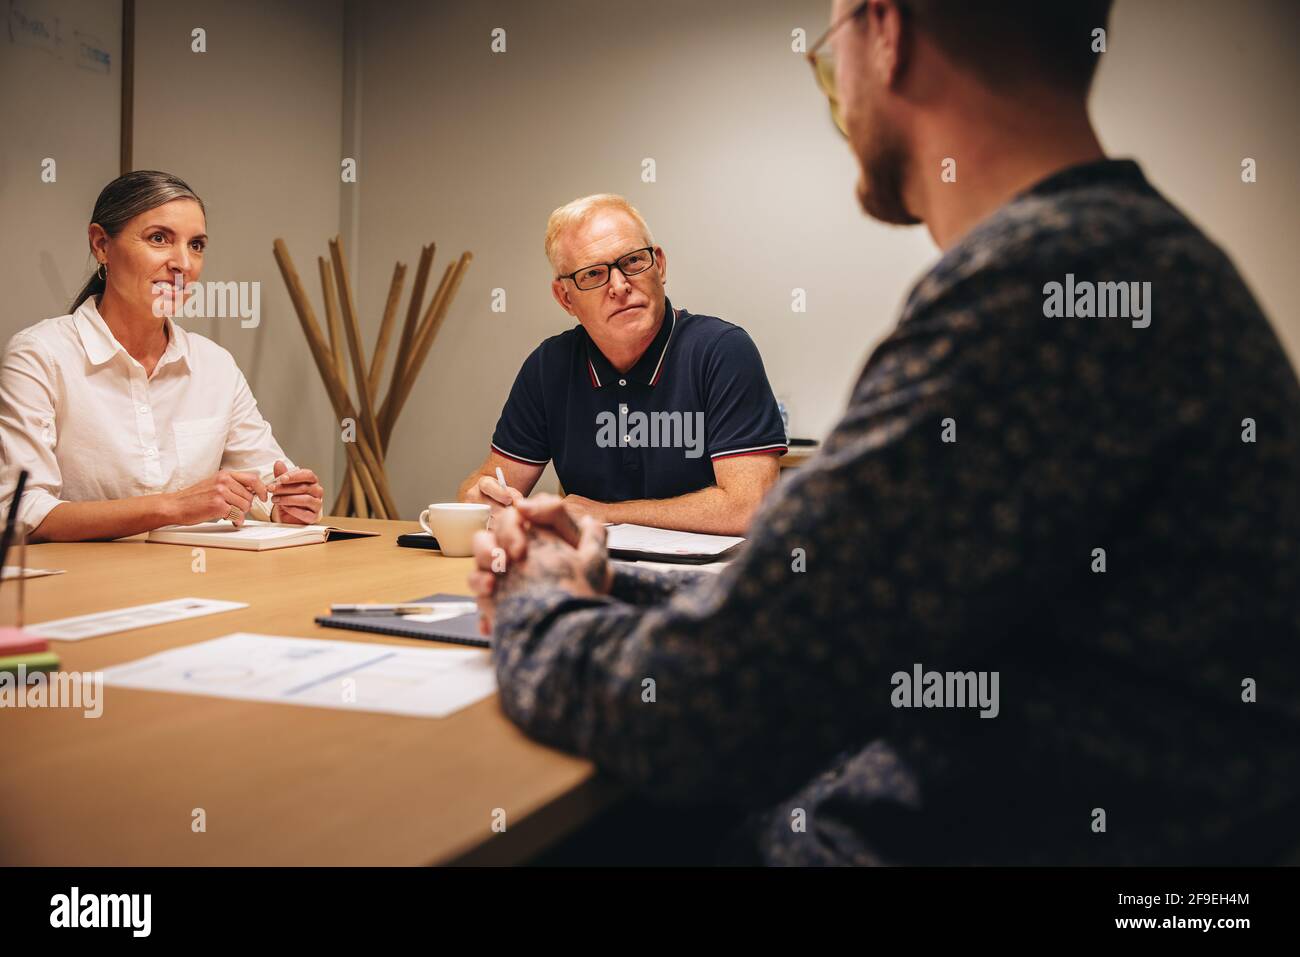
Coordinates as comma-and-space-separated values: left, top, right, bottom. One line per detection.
604, 524, 745, 564
146, 519, 379, 551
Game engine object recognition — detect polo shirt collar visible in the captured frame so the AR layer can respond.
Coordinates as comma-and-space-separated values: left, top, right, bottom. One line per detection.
585, 297, 677, 389
75, 297, 191, 372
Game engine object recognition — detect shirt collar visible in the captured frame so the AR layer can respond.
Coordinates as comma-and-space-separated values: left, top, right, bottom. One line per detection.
1020, 158, 1149, 201
74, 297, 191, 372
584, 298, 677, 389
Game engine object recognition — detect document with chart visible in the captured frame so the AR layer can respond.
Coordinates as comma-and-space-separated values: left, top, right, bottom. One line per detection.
101, 632, 497, 718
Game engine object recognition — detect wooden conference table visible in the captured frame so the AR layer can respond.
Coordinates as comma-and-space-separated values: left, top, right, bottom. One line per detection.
0, 517, 617, 866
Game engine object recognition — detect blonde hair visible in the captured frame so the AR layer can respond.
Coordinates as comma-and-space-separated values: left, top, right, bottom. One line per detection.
544, 193, 653, 274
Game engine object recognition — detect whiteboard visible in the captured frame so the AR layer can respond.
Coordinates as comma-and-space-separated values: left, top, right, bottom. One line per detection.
0, 0, 122, 340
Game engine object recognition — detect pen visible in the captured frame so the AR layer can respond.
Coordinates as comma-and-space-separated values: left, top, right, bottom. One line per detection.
330, 603, 467, 614
495, 466, 506, 490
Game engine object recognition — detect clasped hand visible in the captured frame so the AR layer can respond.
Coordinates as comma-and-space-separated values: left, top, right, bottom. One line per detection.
468, 494, 613, 636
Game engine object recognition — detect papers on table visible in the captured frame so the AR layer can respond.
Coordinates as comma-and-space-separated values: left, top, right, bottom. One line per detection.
399, 601, 479, 624
101, 632, 497, 719
604, 524, 744, 562
147, 520, 379, 551
613, 559, 727, 575
1, 566, 65, 581
27, 597, 247, 642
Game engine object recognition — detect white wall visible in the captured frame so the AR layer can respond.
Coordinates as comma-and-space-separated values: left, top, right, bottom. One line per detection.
0, 0, 121, 335
350, 0, 1300, 519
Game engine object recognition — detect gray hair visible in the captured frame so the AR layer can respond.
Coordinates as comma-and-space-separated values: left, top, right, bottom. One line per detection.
545, 193, 653, 275
70, 170, 206, 311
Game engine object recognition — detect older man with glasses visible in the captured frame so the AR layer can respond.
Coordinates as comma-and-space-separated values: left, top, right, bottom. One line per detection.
458, 193, 787, 535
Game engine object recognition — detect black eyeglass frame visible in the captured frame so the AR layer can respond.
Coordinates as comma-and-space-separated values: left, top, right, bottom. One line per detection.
556, 246, 658, 291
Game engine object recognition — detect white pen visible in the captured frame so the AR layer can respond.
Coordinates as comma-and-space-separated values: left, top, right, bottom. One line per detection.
495, 466, 506, 490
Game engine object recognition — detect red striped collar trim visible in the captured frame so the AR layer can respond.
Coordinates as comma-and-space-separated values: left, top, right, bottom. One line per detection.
648, 308, 677, 386
586, 306, 678, 389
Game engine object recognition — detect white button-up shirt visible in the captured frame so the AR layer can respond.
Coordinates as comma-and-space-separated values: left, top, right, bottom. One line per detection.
0, 298, 293, 533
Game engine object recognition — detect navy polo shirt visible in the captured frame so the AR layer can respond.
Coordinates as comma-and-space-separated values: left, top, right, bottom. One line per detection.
490, 299, 787, 502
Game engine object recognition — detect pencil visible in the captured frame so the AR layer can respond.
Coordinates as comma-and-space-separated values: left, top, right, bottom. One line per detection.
0, 470, 30, 588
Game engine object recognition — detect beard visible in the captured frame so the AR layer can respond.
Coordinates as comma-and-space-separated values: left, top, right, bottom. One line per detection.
854, 120, 921, 226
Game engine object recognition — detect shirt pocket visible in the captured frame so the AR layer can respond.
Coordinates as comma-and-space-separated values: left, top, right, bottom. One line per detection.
171, 415, 229, 483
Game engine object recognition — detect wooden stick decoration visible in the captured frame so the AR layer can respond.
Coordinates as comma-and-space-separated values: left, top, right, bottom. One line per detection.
272, 239, 398, 518
328, 237, 387, 465
384, 252, 472, 443
393, 244, 435, 387
276, 236, 470, 519
275, 244, 391, 518
318, 257, 347, 386
332, 243, 435, 512
378, 260, 456, 444
319, 257, 360, 518
367, 261, 407, 404
329, 259, 404, 519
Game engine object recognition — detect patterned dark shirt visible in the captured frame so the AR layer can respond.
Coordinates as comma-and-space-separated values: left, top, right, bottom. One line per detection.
491, 159, 1300, 865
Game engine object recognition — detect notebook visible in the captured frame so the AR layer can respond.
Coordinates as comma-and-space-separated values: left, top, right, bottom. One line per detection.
315, 593, 487, 648
0, 628, 49, 656
147, 519, 379, 551
0, 650, 60, 675
604, 524, 744, 564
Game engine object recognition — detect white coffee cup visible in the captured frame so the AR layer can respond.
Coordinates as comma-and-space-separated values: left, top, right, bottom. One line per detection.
419, 503, 490, 557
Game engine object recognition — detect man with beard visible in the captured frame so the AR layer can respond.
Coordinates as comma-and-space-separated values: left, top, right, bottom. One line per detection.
466, 0, 1300, 864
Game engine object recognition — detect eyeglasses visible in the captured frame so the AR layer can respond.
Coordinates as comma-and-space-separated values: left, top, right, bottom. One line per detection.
806, 0, 872, 138
558, 247, 656, 291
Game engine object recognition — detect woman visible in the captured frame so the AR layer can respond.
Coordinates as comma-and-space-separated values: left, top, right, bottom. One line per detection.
0, 170, 323, 541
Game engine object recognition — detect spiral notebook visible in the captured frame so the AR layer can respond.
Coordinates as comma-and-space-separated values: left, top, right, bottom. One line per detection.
315, 593, 487, 648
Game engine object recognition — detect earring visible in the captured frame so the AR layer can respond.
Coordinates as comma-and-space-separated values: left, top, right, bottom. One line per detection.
96, 262, 107, 280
